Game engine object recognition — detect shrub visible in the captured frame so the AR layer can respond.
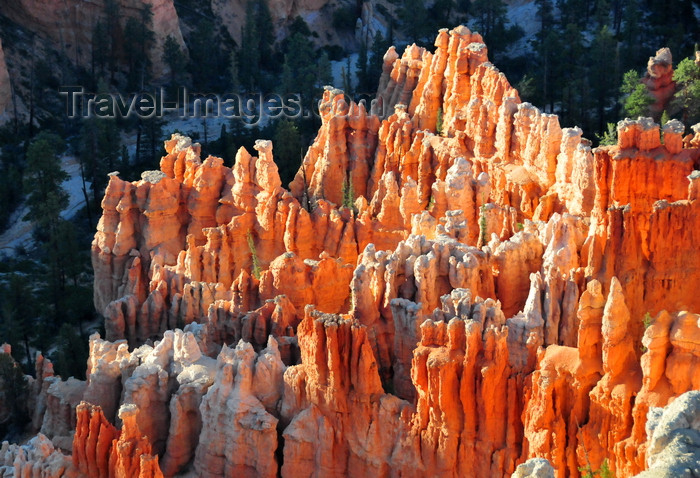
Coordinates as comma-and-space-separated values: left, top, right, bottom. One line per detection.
247, 231, 261, 279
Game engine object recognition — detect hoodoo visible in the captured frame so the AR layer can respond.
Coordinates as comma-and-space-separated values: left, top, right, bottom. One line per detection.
2, 26, 700, 478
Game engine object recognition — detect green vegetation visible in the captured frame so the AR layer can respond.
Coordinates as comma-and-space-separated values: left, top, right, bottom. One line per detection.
620, 70, 654, 119
163, 35, 187, 89
332, 5, 358, 32
342, 176, 355, 210
281, 24, 326, 104
247, 231, 262, 280
1, 128, 94, 387
580, 459, 615, 478
479, 202, 488, 246
356, 41, 370, 93
0, 354, 29, 440
23, 132, 68, 231
239, 2, 263, 90
123, 4, 155, 91
397, 0, 431, 42
0, 274, 36, 370
640, 312, 653, 352
355, 32, 391, 94
436, 107, 444, 136
272, 119, 303, 185
470, 0, 524, 62
596, 123, 618, 146
670, 55, 700, 126
0, 143, 23, 231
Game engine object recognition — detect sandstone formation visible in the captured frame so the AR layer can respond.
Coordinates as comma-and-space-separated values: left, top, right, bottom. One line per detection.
635, 390, 700, 478
6, 26, 700, 478
512, 458, 556, 478
0, 434, 75, 478
641, 47, 676, 117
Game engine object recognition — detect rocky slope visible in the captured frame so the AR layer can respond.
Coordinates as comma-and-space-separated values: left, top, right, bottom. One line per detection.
0, 0, 359, 83
3, 26, 700, 477
0, 0, 186, 79
0, 39, 12, 123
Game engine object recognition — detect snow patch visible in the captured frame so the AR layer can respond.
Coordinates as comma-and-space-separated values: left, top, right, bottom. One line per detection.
331, 53, 360, 91
505, 0, 539, 58
0, 154, 91, 253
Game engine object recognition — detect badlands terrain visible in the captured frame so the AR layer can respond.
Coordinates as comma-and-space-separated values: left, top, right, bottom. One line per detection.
2, 25, 700, 477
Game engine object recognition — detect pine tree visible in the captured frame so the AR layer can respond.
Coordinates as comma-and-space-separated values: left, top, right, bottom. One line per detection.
0, 153, 23, 231
53, 323, 88, 380
620, 69, 654, 118
398, 0, 430, 42
119, 144, 130, 177
0, 353, 29, 438
0, 274, 36, 370
368, 32, 390, 92
670, 56, 700, 126
531, 0, 560, 110
593, 0, 611, 28
342, 56, 353, 95
229, 48, 240, 92
317, 52, 333, 89
163, 35, 186, 87
596, 122, 618, 146
78, 79, 120, 206
273, 119, 302, 185
91, 20, 110, 83
23, 132, 68, 238
239, 2, 261, 90
123, 4, 154, 91
619, 0, 644, 72
356, 41, 370, 92
558, 22, 586, 127
103, 0, 121, 82
471, 0, 507, 39
281, 32, 317, 104
589, 25, 619, 132
137, 116, 165, 169
189, 19, 219, 90
256, 0, 275, 71
23, 132, 77, 324
429, 0, 456, 27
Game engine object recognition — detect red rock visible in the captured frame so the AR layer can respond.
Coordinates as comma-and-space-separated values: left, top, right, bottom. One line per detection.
73, 402, 118, 478
14, 26, 700, 478
192, 340, 282, 477
110, 404, 164, 478
641, 48, 676, 117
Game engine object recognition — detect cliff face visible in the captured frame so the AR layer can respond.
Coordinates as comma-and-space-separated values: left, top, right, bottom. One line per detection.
0, 39, 12, 123
6, 26, 700, 478
0, 0, 186, 79
212, 0, 337, 46
0, 0, 352, 81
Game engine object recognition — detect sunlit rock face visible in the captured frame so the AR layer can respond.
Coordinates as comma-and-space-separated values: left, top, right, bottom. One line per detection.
5, 25, 700, 478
